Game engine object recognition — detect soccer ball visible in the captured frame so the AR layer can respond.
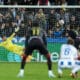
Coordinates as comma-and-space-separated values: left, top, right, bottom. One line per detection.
59, 19, 64, 26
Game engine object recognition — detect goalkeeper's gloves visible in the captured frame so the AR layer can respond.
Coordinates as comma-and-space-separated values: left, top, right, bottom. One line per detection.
15, 27, 19, 33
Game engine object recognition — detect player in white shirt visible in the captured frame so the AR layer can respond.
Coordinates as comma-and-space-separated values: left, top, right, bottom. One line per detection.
58, 38, 78, 77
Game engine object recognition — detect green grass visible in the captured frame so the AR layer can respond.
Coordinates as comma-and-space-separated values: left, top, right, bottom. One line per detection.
0, 62, 80, 80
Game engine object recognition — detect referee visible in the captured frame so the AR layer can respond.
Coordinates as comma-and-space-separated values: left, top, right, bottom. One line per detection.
17, 20, 55, 78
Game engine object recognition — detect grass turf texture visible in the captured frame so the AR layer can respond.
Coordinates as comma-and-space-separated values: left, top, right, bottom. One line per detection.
0, 62, 80, 80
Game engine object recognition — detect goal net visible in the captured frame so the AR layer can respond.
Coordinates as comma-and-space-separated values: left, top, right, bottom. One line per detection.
0, 6, 80, 62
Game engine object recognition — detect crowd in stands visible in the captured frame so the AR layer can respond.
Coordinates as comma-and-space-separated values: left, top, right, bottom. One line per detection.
0, 8, 80, 38
0, 0, 80, 5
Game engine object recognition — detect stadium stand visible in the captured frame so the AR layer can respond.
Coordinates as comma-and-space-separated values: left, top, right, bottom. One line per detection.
0, 8, 79, 37
0, 0, 80, 5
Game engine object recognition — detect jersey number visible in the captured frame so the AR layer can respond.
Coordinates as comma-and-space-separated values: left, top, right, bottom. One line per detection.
64, 48, 70, 55
32, 27, 40, 36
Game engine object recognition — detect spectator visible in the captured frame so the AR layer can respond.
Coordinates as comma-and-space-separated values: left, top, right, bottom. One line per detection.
27, 19, 32, 28
0, 0, 80, 5
27, 11, 34, 22
63, 25, 77, 39
35, 9, 47, 30
0, 0, 4, 5
70, 15, 77, 28
10, 8, 17, 20
78, 0, 80, 5
55, 0, 61, 5
0, 8, 80, 38
21, 0, 32, 5
67, 0, 77, 5
39, 0, 48, 5
61, 0, 67, 5
64, 10, 70, 25
53, 27, 63, 38
0, 13, 3, 23
48, 9, 57, 34
32, 0, 38, 5
14, 15, 22, 27
59, 9, 65, 20
49, 0, 55, 5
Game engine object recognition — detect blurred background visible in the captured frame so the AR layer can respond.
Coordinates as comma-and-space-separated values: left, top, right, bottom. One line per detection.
0, 0, 80, 5
0, 7, 80, 62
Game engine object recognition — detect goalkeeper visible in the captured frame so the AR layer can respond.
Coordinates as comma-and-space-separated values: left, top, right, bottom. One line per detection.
0, 27, 24, 56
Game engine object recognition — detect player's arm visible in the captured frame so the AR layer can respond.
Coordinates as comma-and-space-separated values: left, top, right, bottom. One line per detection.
8, 27, 19, 40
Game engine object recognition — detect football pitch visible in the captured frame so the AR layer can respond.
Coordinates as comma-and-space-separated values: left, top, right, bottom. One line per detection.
0, 62, 80, 80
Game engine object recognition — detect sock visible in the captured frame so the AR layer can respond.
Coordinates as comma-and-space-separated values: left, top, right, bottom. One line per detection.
46, 54, 52, 70
21, 54, 27, 69
58, 67, 62, 74
49, 70, 53, 73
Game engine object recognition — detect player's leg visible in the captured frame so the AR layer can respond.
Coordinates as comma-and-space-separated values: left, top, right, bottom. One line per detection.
58, 59, 64, 78
58, 59, 72, 78
17, 53, 27, 77
17, 42, 33, 77
38, 43, 56, 78
71, 67, 79, 78
44, 53, 56, 78
58, 67, 63, 78
32, 0, 38, 5
71, 61, 80, 78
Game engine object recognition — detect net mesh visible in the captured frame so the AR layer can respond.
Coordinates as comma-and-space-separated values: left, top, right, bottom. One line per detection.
0, 6, 80, 62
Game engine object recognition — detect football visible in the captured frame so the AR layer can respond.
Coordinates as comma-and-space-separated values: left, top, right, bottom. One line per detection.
59, 19, 64, 26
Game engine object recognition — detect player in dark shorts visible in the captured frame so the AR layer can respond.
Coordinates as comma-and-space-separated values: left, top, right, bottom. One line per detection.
17, 21, 56, 78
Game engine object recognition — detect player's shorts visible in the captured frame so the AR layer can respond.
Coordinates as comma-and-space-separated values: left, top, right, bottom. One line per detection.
58, 59, 75, 68
25, 38, 48, 55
